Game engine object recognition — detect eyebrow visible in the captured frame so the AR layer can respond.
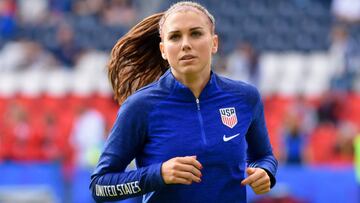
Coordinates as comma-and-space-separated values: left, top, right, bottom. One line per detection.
167, 27, 204, 34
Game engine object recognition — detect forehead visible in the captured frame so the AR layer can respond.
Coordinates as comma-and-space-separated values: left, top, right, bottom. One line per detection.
162, 9, 211, 33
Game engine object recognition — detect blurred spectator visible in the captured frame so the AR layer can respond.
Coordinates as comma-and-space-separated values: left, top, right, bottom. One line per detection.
0, 40, 27, 71
282, 117, 306, 165
0, 0, 16, 40
0, 39, 57, 71
2, 102, 30, 160
329, 24, 360, 92
135, 0, 164, 19
40, 113, 63, 162
101, 0, 136, 27
290, 95, 317, 134
332, 121, 356, 164
21, 40, 57, 70
70, 106, 105, 168
329, 25, 351, 91
17, 0, 48, 25
48, 0, 72, 14
72, 0, 105, 17
226, 42, 259, 85
281, 96, 316, 164
332, 0, 360, 23
316, 92, 342, 125
50, 22, 82, 67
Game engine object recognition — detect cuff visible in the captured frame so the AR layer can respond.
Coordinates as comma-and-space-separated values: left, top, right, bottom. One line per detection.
260, 167, 276, 188
147, 162, 166, 189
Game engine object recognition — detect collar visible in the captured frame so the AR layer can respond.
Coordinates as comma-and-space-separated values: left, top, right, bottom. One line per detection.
160, 68, 219, 102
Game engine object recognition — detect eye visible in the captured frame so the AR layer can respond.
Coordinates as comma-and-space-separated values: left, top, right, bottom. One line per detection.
169, 34, 180, 41
191, 31, 202, 38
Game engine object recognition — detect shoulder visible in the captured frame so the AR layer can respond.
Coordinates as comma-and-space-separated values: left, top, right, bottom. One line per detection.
215, 74, 261, 103
121, 78, 170, 113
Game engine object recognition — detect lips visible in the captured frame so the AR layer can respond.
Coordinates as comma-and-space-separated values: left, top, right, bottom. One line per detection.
180, 54, 196, 60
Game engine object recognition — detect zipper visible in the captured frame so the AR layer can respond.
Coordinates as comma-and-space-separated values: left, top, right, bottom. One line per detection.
196, 98, 207, 145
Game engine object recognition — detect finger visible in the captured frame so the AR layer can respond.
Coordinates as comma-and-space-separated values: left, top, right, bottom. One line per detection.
171, 176, 193, 185
250, 174, 270, 188
254, 187, 270, 195
174, 163, 202, 178
173, 170, 201, 183
178, 156, 203, 170
241, 177, 251, 185
246, 167, 256, 175
252, 181, 270, 192
177, 156, 203, 170
241, 171, 262, 185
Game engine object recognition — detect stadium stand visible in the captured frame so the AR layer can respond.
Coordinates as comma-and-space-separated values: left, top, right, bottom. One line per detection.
0, 0, 359, 202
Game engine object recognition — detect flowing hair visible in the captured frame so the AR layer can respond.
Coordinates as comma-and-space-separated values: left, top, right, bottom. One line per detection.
108, 13, 169, 105
108, 1, 215, 105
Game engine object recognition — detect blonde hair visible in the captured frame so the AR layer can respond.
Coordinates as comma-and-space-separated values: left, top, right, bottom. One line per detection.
159, 1, 215, 37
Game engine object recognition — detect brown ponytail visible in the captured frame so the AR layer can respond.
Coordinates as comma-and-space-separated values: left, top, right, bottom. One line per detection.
108, 13, 169, 105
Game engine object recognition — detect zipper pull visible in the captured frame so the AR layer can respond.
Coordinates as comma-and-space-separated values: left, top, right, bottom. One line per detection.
196, 98, 200, 110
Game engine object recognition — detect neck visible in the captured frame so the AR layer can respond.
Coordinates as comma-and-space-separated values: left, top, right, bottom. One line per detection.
172, 68, 211, 98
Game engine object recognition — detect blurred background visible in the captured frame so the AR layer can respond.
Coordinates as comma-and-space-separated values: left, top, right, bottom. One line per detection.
0, 0, 359, 202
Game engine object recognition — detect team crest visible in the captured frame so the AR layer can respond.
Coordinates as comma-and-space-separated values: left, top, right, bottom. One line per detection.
219, 107, 238, 128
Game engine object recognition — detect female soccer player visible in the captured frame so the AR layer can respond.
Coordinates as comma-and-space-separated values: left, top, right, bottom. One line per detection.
90, 1, 278, 202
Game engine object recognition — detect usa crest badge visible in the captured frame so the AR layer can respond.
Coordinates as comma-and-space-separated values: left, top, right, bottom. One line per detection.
219, 107, 238, 128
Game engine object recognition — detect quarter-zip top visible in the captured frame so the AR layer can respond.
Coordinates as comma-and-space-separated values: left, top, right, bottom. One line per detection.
90, 69, 278, 203
195, 98, 207, 145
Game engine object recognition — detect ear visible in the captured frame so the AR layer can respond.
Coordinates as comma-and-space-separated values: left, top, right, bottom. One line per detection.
211, 34, 218, 54
159, 42, 167, 60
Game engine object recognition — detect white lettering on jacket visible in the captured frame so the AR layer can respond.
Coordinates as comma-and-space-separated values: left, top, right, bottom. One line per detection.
96, 181, 142, 197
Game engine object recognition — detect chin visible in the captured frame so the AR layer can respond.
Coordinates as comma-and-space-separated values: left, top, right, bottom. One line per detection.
172, 62, 208, 76
180, 65, 202, 75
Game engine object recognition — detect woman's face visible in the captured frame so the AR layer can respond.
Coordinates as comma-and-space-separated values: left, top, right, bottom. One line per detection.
160, 9, 218, 78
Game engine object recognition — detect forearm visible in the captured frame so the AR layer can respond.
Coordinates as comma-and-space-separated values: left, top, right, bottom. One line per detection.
90, 163, 164, 202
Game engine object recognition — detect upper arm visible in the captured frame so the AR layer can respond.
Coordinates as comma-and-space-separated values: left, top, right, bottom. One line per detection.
245, 89, 273, 161
93, 96, 149, 176
245, 88, 278, 187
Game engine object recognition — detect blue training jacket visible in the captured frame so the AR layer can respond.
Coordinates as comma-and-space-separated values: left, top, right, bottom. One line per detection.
90, 70, 278, 203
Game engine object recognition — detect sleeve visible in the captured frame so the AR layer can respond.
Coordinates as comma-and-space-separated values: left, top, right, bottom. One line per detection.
89, 97, 165, 202
245, 88, 278, 188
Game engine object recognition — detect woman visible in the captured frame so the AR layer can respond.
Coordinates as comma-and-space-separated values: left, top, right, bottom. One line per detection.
90, 1, 278, 202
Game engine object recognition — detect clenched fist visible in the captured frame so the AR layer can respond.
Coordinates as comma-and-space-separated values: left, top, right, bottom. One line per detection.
161, 156, 203, 185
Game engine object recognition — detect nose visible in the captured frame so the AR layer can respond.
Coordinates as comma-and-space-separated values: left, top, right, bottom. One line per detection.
181, 36, 191, 51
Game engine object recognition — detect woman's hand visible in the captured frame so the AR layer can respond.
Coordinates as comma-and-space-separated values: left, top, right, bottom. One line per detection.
161, 156, 203, 185
241, 167, 271, 194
